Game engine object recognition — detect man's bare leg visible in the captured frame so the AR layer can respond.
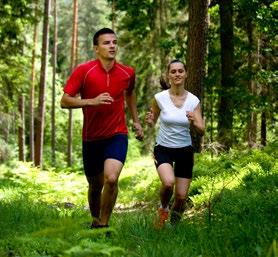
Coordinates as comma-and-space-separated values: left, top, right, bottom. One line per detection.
86, 173, 104, 224
99, 158, 123, 226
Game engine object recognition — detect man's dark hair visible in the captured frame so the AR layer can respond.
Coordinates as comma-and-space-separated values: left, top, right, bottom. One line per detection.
93, 28, 116, 46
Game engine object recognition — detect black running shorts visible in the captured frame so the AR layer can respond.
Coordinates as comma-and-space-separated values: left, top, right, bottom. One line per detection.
153, 144, 194, 179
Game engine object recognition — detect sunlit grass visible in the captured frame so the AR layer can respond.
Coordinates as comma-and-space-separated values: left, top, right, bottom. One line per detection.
0, 145, 277, 257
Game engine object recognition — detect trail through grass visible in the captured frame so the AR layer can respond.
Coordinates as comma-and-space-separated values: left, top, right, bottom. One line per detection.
0, 145, 277, 257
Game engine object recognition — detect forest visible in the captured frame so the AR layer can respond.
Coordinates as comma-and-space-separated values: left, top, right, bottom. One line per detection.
0, 0, 277, 256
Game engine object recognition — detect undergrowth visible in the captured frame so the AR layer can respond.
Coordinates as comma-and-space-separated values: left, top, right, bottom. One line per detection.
0, 144, 277, 257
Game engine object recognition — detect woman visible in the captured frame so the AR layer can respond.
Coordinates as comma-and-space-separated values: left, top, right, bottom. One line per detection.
145, 59, 205, 228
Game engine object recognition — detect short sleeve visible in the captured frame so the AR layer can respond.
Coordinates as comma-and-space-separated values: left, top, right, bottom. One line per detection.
126, 68, 135, 93
63, 64, 86, 96
154, 91, 164, 110
129, 71, 135, 90
191, 93, 200, 110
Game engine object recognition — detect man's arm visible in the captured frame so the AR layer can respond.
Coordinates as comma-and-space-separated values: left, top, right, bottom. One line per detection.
60, 92, 114, 109
125, 90, 144, 140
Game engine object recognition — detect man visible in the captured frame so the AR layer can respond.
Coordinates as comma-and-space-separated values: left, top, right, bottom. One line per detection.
61, 28, 144, 228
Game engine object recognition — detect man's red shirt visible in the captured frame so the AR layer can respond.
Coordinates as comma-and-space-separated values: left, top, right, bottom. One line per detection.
64, 59, 135, 141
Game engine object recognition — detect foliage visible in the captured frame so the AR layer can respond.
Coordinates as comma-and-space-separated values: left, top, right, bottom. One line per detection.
0, 55, 32, 115
0, 0, 38, 58
204, 0, 278, 145
0, 0, 40, 115
0, 0, 277, 164
0, 146, 277, 256
55, 0, 110, 74
0, 138, 13, 163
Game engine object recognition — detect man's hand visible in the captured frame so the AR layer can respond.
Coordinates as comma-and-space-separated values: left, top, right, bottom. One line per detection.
133, 122, 144, 141
92, 92, 114, 105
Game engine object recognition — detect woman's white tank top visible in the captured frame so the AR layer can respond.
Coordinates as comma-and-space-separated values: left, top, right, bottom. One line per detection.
155, 89, 200, 148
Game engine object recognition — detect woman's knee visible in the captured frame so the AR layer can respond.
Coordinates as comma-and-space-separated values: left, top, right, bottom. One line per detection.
175, 193, 186, 202
162, 179, 175, 190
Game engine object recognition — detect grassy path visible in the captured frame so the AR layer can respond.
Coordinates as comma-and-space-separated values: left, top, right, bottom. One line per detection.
0, 146, 277, 256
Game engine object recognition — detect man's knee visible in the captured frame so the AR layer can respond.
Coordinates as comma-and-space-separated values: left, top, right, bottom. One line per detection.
89, 184, 103, 193
104, 174, 118, 188
87, 176, 104, 192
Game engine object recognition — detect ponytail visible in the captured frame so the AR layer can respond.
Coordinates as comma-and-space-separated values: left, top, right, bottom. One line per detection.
159, 76, 170, 90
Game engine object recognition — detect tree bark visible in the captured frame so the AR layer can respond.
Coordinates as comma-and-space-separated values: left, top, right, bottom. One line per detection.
112, 0, 116, 30
186, 0, 208, 152
217, 0, 234, 150
67, 0, 78, 167
246, 20, 257, 148
51, 0, 58, 165
260, 37, 268, 147
34, 0, 51, 167
261, 112, 266, 146
29, 0, 39, 163
159, 0, 167, 69
18, 95, 25, 161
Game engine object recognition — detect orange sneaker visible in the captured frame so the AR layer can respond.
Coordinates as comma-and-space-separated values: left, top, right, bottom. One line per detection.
154, 207, 169, 229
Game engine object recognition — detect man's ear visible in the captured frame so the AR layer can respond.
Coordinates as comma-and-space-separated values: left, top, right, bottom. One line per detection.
93, 45, 98, 53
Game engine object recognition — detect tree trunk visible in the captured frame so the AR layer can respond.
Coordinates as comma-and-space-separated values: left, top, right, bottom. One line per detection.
34, 0, 51, 167
29, 0, 39, 163
260, 37, 268, 147
217, 0, 234, 150
67, 0, 78, 167
261, 111, 266, 146
18, 95, 25, 161
112, 0, 116, 30
51, 0, 58, 165
159, 0, 167, 69
246, 20, 257, 148
186, 0, 208, 152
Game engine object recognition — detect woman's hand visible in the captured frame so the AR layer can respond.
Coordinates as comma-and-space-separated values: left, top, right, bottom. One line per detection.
145, 109, 155, 127
186, 111, 195, 123
186, 105, 205, 136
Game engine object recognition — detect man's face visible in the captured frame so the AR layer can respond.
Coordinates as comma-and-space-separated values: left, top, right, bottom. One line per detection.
94, 33, 117, 60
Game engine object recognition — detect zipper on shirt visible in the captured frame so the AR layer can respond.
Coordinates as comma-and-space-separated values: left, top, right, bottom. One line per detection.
107, 73, 110, 87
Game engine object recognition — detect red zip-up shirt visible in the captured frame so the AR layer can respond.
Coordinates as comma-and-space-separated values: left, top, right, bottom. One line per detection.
64, 59, 135, 141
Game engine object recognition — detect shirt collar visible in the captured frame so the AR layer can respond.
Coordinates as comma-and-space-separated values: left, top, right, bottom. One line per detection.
96, 58, 117, 72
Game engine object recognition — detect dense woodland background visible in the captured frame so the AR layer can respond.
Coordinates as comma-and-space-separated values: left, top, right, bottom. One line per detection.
0, 0, 277, 167
0, 1, 278, 256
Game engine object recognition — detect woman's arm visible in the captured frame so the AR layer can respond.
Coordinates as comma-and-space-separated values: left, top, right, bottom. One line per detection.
145, 98, 160, 127
186, 103, 205, 136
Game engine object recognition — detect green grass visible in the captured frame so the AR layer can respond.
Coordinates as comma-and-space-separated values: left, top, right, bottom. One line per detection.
0, 144, 277, 257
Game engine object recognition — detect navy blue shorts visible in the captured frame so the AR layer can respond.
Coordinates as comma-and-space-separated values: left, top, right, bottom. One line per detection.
82, 134, 128, 177
153, 144, 194, 179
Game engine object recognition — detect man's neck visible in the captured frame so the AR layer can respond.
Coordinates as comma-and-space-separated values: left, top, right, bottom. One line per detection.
98, 58, 115, 72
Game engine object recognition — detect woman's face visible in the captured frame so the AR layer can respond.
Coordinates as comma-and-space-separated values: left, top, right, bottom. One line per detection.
168, 62, 187, 86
